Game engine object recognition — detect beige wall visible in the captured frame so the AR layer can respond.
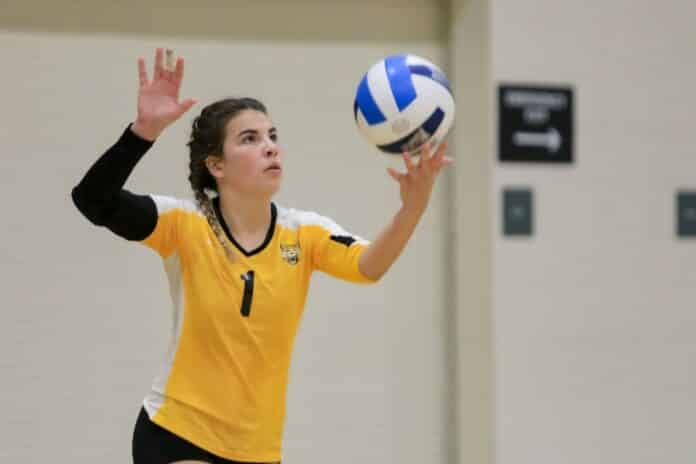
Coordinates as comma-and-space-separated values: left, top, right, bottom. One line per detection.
490, 1, 696, 463
448, 1, 696, 463
0, 1, 452, 463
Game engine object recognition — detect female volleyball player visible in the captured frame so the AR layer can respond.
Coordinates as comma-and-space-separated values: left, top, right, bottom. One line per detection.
71, 48, 452, 464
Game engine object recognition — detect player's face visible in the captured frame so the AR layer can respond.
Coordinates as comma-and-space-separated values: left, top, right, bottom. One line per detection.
214, 110, 283, 196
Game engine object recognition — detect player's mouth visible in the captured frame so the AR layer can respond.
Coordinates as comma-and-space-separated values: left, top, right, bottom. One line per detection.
265, 162, 282, 173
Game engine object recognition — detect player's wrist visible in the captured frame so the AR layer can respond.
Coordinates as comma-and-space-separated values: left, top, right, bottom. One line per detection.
397, 204, 424, 224
131, 120, 162, 142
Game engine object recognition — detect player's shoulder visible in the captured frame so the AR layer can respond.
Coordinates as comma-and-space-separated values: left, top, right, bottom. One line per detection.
276, 204, 369, 245
149, 195, 202, 216
275, 204, 342, 232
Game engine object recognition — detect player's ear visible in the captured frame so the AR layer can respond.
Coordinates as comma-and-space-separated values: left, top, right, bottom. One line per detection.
205, 155, 224, 179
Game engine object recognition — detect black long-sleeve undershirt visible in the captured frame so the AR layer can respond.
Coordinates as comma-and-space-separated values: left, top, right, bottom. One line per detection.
71, 125, 159, 241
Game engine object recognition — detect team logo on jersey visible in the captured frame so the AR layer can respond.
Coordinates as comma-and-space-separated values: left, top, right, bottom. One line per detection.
280, 243, 301, 265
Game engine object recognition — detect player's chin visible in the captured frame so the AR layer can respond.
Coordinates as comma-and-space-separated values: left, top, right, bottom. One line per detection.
260, 176, 282, 195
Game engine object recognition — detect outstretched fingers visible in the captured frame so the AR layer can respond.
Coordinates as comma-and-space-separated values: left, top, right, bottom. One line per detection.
386, 166, 404, 183
174, 98, 198, 119
419, 141, 433, 163
422, 140, 451, 173
165, 49, 176, 72
412, 142, 437, 178
154, 47, 165, 80
137, 57, 149, 87
434, 140, 448, 162
173, 56, 185, 87
402, 151, 416, 173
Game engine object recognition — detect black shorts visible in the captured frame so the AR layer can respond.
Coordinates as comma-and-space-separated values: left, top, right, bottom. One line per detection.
132, 406, 277, 464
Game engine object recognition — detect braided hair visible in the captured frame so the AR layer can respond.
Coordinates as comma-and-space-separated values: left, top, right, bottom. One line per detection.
187, 97, 268, 262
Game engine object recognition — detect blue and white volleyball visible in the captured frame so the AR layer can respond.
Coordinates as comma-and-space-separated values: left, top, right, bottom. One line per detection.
353, 54, 455, 156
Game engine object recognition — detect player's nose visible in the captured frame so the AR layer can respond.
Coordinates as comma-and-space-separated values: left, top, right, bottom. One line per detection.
264, 137, 279, 158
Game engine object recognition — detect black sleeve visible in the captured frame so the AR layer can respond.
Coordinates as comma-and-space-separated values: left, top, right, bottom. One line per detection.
71, 124, 159, 241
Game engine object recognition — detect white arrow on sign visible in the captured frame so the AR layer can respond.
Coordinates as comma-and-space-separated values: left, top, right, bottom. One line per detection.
513, 127, 562, 153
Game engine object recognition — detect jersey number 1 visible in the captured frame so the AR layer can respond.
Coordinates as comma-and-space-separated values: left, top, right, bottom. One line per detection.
240, 271, 255, 317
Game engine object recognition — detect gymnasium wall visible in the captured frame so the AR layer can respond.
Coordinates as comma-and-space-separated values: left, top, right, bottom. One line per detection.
0, 1, 452, 463
487, 1, 696, 463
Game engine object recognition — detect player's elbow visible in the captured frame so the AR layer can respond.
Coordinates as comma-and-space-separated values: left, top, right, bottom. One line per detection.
357, 260, 388, 283
71, 185, 109, 226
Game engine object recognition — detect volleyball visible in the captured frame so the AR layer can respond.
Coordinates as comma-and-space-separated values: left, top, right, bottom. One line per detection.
353, 54, 455, 156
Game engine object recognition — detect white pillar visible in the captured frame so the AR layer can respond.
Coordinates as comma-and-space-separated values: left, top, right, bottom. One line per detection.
448, 0, 494, 463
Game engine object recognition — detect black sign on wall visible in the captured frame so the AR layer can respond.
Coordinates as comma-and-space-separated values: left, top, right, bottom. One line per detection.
503, 188, 534, 237
498, 84, 574, 163
677, 191, 696, 238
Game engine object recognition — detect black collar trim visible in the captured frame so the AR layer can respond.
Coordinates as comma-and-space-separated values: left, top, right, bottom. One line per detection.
212, 198, 277, 257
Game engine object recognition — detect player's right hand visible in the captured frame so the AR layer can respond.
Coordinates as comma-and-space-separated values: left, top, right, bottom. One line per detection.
131, 48, 197, 141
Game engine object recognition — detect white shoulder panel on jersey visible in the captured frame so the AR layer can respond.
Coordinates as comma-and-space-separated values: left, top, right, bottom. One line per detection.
276, 205, 369, 245
149, 195, 202, 216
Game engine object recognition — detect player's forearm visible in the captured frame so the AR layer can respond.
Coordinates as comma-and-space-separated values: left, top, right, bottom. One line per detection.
72, 124, 153, 206
358, 206, 424, 281
71, 124, 158, 237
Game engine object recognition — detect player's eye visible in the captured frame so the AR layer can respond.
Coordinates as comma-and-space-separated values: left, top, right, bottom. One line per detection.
270, 132, 278, 142
242, 134, 257, 144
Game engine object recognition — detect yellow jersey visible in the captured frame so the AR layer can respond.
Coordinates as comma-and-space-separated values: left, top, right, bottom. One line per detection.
140, 195, 376, 462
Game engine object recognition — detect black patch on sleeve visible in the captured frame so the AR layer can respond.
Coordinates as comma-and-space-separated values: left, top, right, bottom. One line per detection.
330, 235, 356, 247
